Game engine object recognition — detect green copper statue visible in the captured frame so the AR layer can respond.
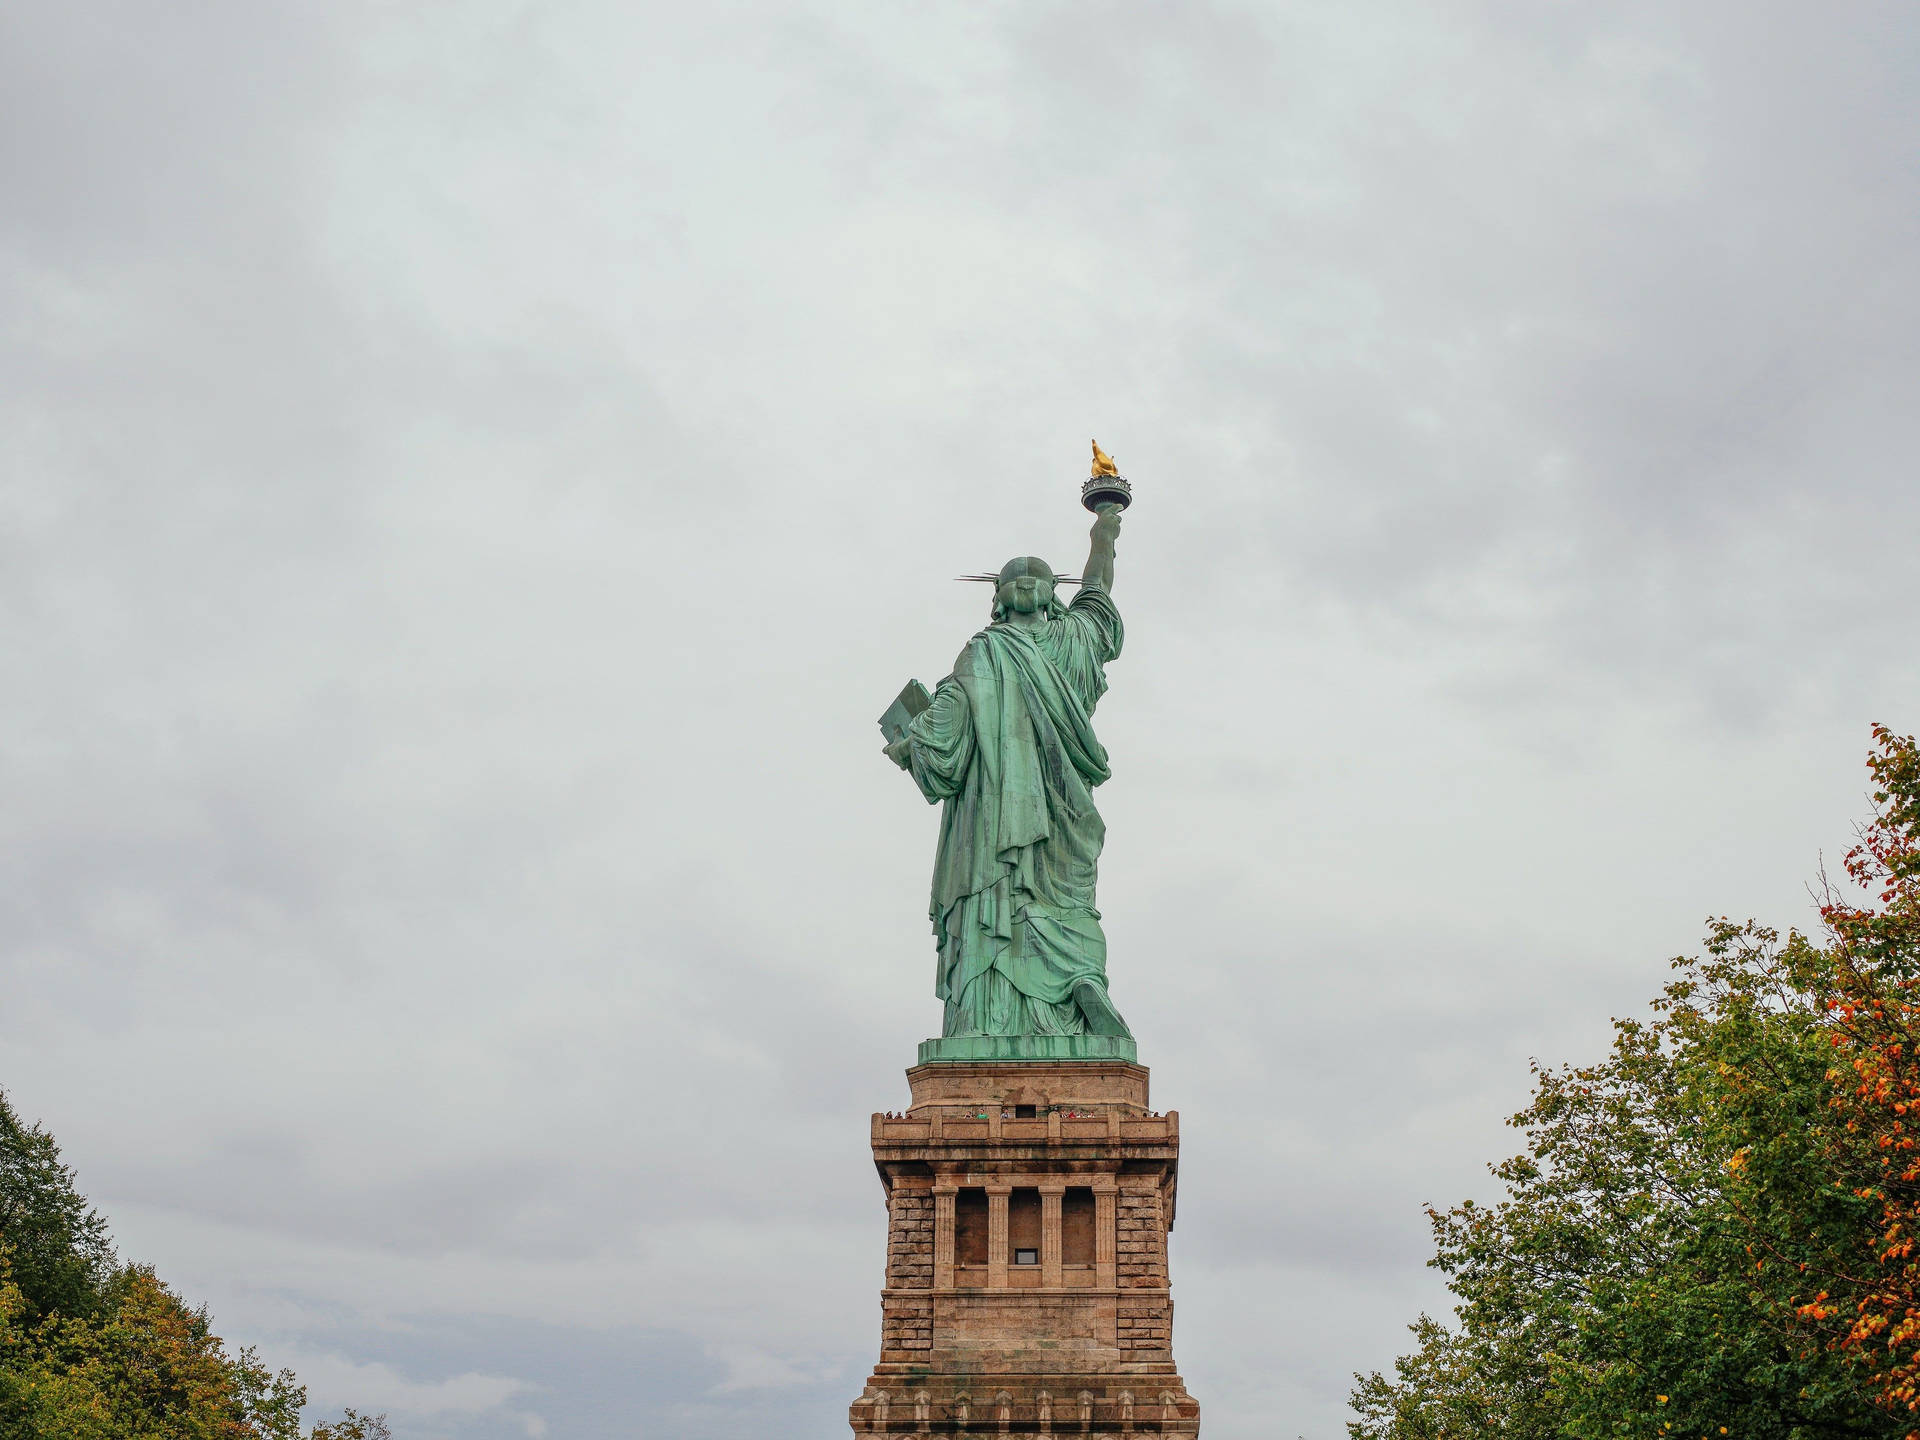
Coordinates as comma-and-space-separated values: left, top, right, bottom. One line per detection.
883, 469, 1131, 1046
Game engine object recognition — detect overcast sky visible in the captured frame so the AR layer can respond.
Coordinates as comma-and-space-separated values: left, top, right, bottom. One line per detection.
3, 3, 1918, 1436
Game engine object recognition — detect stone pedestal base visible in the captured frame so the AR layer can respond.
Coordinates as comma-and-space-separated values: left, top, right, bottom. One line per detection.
849, 1059, 1200, 1435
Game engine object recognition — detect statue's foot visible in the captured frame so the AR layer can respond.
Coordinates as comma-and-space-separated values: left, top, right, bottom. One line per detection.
1072, 979, 1132, 1038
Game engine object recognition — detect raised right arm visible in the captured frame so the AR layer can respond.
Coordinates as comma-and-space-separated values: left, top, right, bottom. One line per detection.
1082, 504, 1120, 593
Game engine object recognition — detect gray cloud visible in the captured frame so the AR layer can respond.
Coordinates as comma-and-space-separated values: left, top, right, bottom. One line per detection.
4, 2, 1918, 1435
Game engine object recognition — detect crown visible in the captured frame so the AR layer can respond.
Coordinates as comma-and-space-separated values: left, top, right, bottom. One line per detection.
955, 574, 1082, 585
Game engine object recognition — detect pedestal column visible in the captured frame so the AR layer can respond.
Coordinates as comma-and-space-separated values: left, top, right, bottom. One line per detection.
1093, 1179, 1118, 1290
1040, 1185, 1065, 1288
986, 1185, 1011, 1289
932, 1185, 957, 1290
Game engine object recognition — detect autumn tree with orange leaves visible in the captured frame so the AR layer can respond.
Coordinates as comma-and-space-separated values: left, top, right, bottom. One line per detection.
0, 1088, 386, 1439
1353, 727, 1920, 1440
1796, 724, 1920, 1422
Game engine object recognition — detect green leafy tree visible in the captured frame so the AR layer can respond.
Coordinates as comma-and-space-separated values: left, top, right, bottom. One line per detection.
309, 1411, 392, 1440
0, 1091, 114, 1327
0, 1091, 382, 1440
1353, 728, 1920, 1440
6, 1262, 305, 1439
1352, 927, 1893, 1439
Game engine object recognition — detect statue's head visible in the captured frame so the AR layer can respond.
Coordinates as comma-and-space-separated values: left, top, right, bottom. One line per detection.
992, 556, 1060, 622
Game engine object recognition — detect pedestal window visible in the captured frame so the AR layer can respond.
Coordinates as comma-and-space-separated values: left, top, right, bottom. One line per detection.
1008, 1187, 1041, 1265
1062, 1187, 1096, 1267
953, 1187, 989, 1269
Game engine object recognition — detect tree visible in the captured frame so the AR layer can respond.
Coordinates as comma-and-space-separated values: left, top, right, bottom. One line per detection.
0, 1091, 114, 1326
0, 1090, 378, 1439
1, 1258, 310, 1439
1794, 725, 1920, 1422
309, 1410, 392, 1440
1352, 728, 1920, 1440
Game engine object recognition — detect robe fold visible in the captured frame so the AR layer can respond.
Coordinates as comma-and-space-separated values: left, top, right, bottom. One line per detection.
903, 586, 1126, 1037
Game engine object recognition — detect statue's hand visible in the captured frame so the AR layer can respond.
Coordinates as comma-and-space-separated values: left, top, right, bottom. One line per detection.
883, 737, 913, 770
1090, 504, 1122, 546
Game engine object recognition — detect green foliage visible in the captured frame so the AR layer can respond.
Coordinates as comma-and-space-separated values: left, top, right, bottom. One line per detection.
1353, 925, 1900, 1439
309, 1410, 392, 1440
0, 1089, 383, 1440
2, 1260, 307, 1439
0, 1091, 114, 1327
1349, 1311, 1560, 1440
1354, 728, 1920, 1438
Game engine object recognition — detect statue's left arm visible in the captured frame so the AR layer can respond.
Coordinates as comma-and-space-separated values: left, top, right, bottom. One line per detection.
884, 666, 975, 803
1082, 504, 1120, 593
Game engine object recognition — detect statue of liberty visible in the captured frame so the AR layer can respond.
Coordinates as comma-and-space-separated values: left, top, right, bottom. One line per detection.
882, 445, 1132, 1045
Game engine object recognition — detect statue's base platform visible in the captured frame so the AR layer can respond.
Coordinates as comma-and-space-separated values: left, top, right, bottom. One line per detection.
916, 1033, 1137, 1064
849, 1056, 1198, 1435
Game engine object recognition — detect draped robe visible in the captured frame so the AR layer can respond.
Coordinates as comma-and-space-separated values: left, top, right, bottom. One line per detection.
903, 587, 1126, 1037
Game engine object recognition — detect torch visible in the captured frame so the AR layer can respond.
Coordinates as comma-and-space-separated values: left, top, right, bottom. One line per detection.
1082, 439, 1132, 513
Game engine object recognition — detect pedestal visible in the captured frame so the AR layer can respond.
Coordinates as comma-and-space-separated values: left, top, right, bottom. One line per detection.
848, 1059, 1201, 1435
